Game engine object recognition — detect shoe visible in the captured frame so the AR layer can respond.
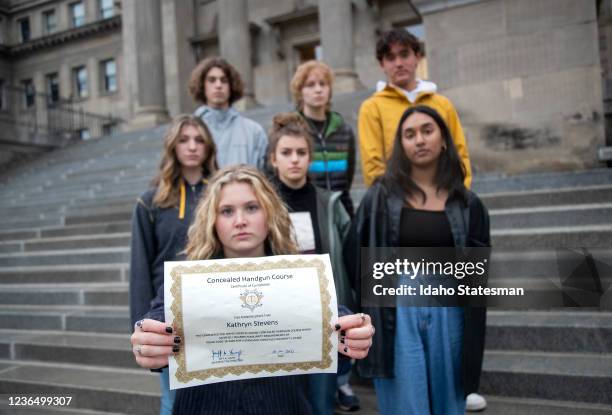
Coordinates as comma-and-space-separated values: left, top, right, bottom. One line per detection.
466, 393, 487, 412
336, 383, 360, 412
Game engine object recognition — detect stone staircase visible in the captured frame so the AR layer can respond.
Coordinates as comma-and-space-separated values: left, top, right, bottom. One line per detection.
0, 99, 610, 413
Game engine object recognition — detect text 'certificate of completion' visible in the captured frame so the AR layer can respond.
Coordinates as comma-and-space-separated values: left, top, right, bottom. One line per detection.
165, 254, 338, 389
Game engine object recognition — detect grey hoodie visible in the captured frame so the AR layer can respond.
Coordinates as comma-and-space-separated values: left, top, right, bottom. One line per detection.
194, 105, 268, 170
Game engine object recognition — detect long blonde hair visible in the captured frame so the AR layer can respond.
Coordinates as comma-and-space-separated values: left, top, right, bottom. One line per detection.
185, 165, 299, 259
152, 115, 218, 208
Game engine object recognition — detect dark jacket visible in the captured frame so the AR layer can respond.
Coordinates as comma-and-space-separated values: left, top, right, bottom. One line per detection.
300, 111, 356, 217
129, 181, 205, 327
343, 179, 490, 395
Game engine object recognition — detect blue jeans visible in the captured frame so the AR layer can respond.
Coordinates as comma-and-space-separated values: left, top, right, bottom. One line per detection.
160, 367, 176, 415
374, 307, 465, 415
308, 373, 336, 415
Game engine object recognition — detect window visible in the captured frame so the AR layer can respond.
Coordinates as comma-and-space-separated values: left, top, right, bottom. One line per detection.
99, 0, 114, 19
43, 10, 57, 34
102, 122, 118, 136
46, 73, 60, 105
18, 17, 30, 42
78, 128, 91, 140
296, 42, 321, 64
70, 2, 86, 27
0, 80, 5, 110
22, 79, 35, 108
73, 66, 88, 98
101, 59, 117, 92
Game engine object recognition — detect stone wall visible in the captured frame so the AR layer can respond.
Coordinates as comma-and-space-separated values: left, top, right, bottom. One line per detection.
415, 0, 606, 174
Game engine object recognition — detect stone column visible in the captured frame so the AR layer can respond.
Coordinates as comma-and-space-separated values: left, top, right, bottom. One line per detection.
318, 0, 362, 93
161, 0, 196, 116
217, 0, 257, 109
122, 0, 169, 130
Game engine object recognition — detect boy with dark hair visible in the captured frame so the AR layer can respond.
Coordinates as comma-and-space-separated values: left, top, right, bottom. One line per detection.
190, 57, 268, 170
358, 29, 472, 188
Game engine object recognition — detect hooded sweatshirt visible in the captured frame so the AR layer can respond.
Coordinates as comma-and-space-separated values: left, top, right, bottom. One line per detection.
358, 79, 472, 188
194, 105, 268, 170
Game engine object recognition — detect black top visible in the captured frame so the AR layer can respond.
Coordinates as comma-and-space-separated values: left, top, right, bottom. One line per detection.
129, 180, 205, 326
274, 179, 323, 254
399, 208, 454, 247
304, 115, 325, 135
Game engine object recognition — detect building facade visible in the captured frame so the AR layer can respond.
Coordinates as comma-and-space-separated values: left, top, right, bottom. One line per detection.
0, 0, 607, 174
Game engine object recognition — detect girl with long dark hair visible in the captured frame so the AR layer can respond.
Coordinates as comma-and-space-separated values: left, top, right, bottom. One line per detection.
345, 106, 490, 415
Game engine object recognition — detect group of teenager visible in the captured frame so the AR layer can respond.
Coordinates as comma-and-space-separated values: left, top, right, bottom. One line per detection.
128, 28, 491, 415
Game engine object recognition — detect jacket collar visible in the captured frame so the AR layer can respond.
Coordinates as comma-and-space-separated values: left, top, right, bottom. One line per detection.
374, 79, 438, 104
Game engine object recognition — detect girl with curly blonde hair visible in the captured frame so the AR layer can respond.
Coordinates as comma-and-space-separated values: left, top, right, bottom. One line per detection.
131, 165, 375, 415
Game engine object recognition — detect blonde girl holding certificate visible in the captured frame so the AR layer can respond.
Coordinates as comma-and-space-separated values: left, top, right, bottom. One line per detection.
131, 165, 375, 415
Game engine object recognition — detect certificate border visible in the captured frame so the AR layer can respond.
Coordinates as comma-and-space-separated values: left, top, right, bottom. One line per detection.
169, 258, 334, 383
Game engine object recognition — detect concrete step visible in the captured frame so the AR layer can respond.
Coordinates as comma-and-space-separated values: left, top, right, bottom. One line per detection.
0, 402, 127, 415
488, 248, 612, 282
472, 168, 612, 194
65, 212, 133, 226
480, 185, 612, 210
0, 305, 129, 333
0, 217, 63, 232
64, 203, 135, 218
481, 396, 612, 415
0, 329, 136, 369
40, 222, 131, 238
0, 360, 159, 415
0, 229, 39, 242
492, 225, 612, 248
487, 310, 612, 354
0, 265, 125, 284
490, 203, 612, 229
18, 234, 131, 253
0, 248, 130, 267
0, 283, 128, 306
481, 350, 612, 405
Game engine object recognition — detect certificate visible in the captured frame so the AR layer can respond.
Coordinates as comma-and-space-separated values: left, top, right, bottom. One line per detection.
164, 254, 339, 389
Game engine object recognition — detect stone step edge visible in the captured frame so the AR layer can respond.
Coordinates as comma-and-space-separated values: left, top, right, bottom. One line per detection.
0, 264, 128, 273
485, 395, 612, 412
0, 233, 131, 246
0, 247, 129, 258
492, 224, 612, 236
0, 358, 153, 377
0, 221, 131, 237
490, 202, 612, 216
483, 350, 612, 377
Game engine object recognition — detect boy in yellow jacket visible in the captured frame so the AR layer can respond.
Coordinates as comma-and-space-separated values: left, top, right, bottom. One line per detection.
358, 29, 472, 188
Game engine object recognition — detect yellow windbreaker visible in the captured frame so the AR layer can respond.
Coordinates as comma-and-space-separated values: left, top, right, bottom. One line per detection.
358, 85, 472, 188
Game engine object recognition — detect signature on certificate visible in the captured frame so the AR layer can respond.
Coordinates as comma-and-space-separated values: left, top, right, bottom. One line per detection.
272, 349, 295, 357
211, 349, 243, 363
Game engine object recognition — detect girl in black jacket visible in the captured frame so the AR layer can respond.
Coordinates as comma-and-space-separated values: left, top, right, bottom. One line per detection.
130, 115, 218, 415
344, 106, 490, 415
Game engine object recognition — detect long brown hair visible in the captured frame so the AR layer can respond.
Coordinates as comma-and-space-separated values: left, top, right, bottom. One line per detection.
152, 115, 218, 208
185, 165, 298, 259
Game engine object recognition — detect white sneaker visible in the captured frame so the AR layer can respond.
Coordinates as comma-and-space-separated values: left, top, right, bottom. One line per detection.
466, 393, 487, 412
